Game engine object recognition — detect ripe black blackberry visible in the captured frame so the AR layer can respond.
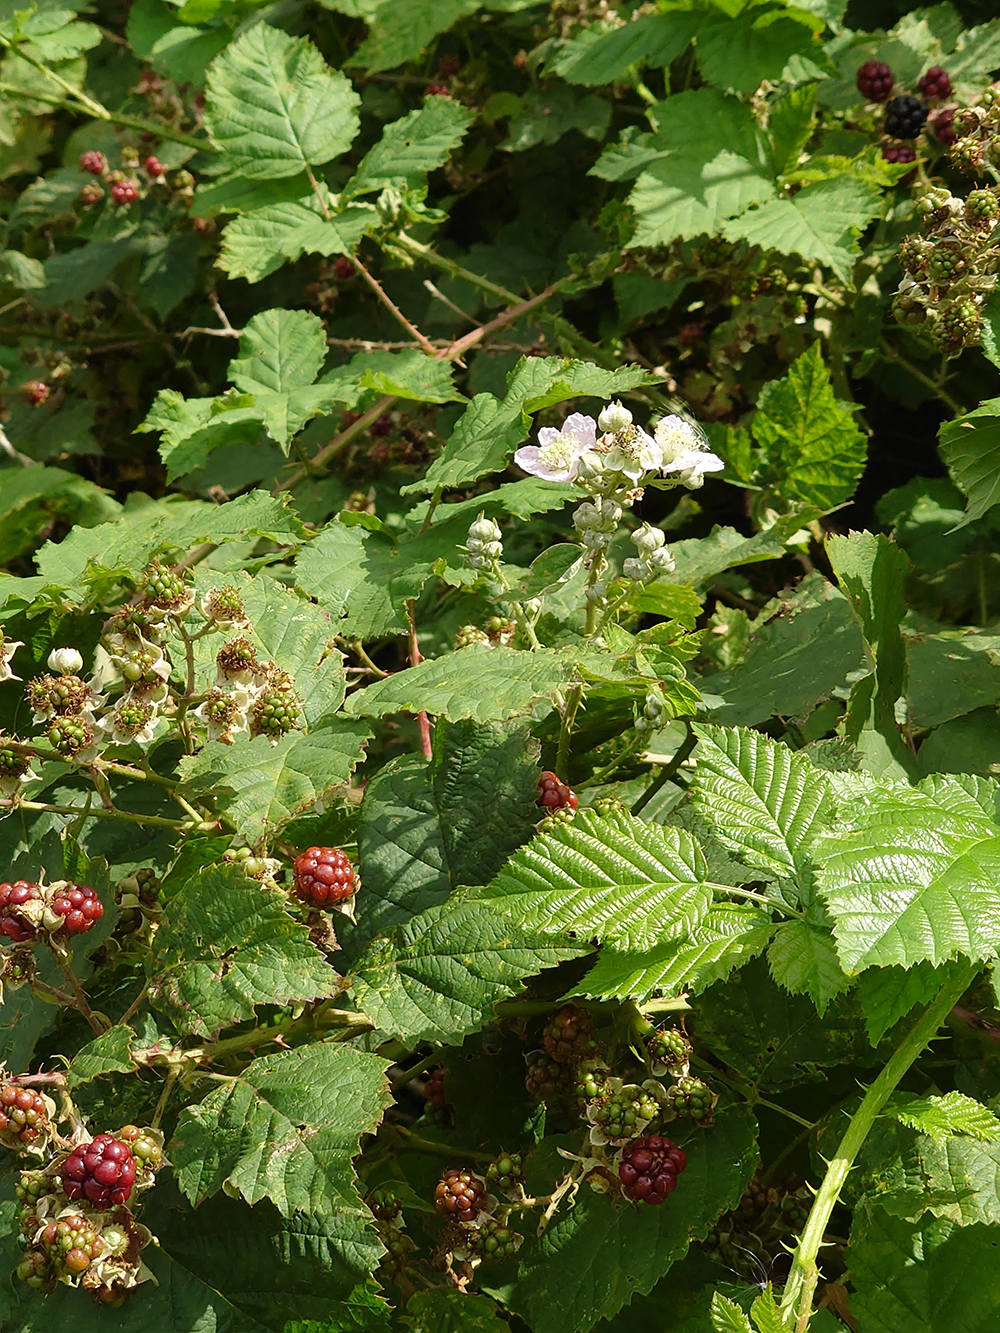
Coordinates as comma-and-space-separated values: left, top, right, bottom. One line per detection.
884, 95, 928, 139
918, 66, 952, 100
433, 1167, 486, 1223
618, 1135, 687, 1205
856, 59, 893, 102
292, 847, 356, 908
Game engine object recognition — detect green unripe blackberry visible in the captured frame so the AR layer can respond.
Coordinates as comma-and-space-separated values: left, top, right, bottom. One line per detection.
542, 1005, 595, 1063
666, 1075, 714, 1123
216, 635, 260, 678
647, 1026, 692, 1071
592, 1085, 660, 1141
47, 717, 94, 757
455, 624, 491, 650
252, 677, 301, 737
117, 1123, 164, 1171
898, 235, 932, 274
933, 299, 983, 352
26, 674, 91, 717
927, 246, 967, 283
141, 560, 191, 610
950, 135, 984, 171
486, 1152, 524, 1193
0, 748, 29, 780
201, 585, 246, 624
367, 1184, 402, 1222
574, 1060, 611, 1110
120, 646, 160, 685
966, 188, 1000, 223
471, 1217, 522, 1261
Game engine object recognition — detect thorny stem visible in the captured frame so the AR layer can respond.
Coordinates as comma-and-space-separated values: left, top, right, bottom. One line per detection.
407, 600, 434, 760
169, 1003, 373, 1066
779, 962, 977, 1330
150, 1068, 180, 1131
0, 78, 210, 151
576, 732, 647, 790
631, 722, 696, 815
556, 684, 584, 780
1, 797, 207, 831
390, 1048, 442, 1092
388, 1125, 492, 1163
877, 338, 965, 416
354, 253, 438, 355
54, 953, 106, 1036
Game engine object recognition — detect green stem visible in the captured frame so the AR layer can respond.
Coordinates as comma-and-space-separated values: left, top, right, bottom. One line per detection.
631, 723, 696, 815
706, 882, 804, 920
2, 797, 201, 831
577, 732, 646, 790
389, 1125, 492, 1163
556, 684, 584, 779
878, 339, 964, 417
779, 961, 977, 1330
0, 80, 211, 152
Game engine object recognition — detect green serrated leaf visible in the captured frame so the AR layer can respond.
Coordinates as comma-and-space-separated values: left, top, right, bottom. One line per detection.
547, 12, 698, 86
178, 722, 372, 844
403, 1289, 511, 1333
570, 904, 774, 1002
67, 1024, 137, 1088
205, 25, 361, 178
294, 518, 406, 640
692, 723, 834, 884
350, 898, 581, 1043
219, 201, 375, 283
349, 0, 482, 73
481, 806, 714, 950
710, 1293, 754, 1333
344, 97, 475, 198
818, 774, 1000, 970
938, 397, 1000, 527
767, 918, 853, 1013
856, 959, 955, 1044
171, 1044, 391, 1216
696, 10, 826, 97
888, 1091, 1000, 1142
148, 865, 340, 1036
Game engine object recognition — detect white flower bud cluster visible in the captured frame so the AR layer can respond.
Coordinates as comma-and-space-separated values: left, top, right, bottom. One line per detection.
622, 524, 676, 584
634, 690, 667, 737
464, 513, 504, 571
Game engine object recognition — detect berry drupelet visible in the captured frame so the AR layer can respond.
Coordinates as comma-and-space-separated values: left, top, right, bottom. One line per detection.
537, 771, 578, 812
918, 66, 952, 100
434, 1167, 486, 1223
50, 883, 103, 936
884, 95, 929, 139
61, 1134, 136, 1207
110, 180, 139, 206
618, 1135, 687, 1205
856, 59, 894, 102
292, 847, 357, 908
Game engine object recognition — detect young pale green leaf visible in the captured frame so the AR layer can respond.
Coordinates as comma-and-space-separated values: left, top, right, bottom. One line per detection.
723, 175, 883, 282
148, 866, 340, 1037
344, 97, 475, 198
749, 1287, 787, 1333
509, 1104, 758, 1333
205, 25, 361, 178
481, 806, 714, 951
887, 1091, 1000, 1142
938, 398, 1000, 527
178, 722, 372, 844
350, 898, 582, 1044
569, 904, 774, 1002
692, 722, 834, 883
828, 529, 914, 780
818, 776, 1000, 970
768, 918, 853, 1013
67, 1024, 136, 1089
171, 1044, 391, 1216
352, 719, 540, 946
710, 1294, 753, 1333
752, 342, 867, 513
343, 644, 608, 724
349, 0, 482, 74
626, 89, 774, 249
219, 201, 375, 283
547, 11, 699, 85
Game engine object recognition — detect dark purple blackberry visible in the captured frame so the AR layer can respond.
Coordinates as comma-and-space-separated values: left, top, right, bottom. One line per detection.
882, 144, 916, 165
930, 107, 957, 146
856, 60, 894, 102
918, 66, 952, 101
884, 95, 929, 139
618, 1135, 687, 1205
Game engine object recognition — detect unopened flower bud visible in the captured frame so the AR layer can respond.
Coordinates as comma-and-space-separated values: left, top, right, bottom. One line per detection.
585, 581, 608, 604
47, 647, 84, 676
573, 501, 601, 531
648, 546, 676, 574
599, 500, 623, 528
598, 401, 633, 433
575, 452, 605, 482
631, 523, 665, 555
468, 513, 502, 546
582, 529, 613, 551
622, 558, 651, 582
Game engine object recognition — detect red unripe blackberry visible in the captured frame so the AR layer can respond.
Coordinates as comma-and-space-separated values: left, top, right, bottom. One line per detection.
537, 771, 578, 812
438, 54, 462, 78
882, 144, 916, 165
856, 59, 894, 102
61, 1134, 136, 1207
79, 150, 106, 175
918, 66, 952, 100
22, 380, 49, 407
424, 1067, 448, 1109
0, 881, 42, 944
884, 95, 929, 139
145, 155, 165, 176
425, 84, 451, 98
292, 847, 356, 908
369, 414, 392, 437
930, 107, 957, 146
434, 1167, 486, 1222
0, 1084, 50, 1148
110, 180, 138, 206
333, 256, 355, 279
50, 883, 103, 936
618, 1134, 687, 1205
542, 1004, 594, 1062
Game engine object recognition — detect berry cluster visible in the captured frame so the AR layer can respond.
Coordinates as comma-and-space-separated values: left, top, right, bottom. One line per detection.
543, 1005, 595, 1062
666, 1075, 715, 1124
536, 771, 578, 813
646, 1025, 692, 1074
486, 1153, 524, 1194
50, 884, 103, 936
588, 1084, 661, 1143
434, 1167, 487, 1223
61, 1135, 136, 1207
618, 1135, 687, 1205
0, 878, 104, 945
705, 1174, 815, 1281
856, 59, 894, 103
885, 93, 929, 139
292, 847, 357, 910
0, 1084, 52, 1150
470, 1217, 522, 1261
0, 881, 42, 943
918, 66, 953, 101
252, 671, 301, 738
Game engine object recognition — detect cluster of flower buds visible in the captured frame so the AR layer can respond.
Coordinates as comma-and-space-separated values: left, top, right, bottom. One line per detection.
633, 689, 668, 738
622, 523, 675, 584
463, 513, 504, 575
15, 1122, 164, 1302
894, 181, 1000, 354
